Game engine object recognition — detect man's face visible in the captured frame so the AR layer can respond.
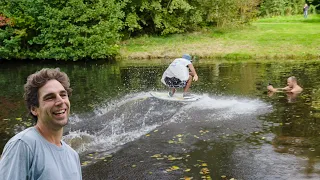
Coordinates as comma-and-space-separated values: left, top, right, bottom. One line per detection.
287, 78, 294, 88
32, 79, 70, 130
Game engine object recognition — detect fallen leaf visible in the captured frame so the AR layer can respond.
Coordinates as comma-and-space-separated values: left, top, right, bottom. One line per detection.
171, 166, 180, 170
151, 154, 161, 158
183, 177, 193, 180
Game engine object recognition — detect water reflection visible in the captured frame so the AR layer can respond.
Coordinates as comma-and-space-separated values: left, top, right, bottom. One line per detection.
1, 60, 320, 179
268, 91, 301, 103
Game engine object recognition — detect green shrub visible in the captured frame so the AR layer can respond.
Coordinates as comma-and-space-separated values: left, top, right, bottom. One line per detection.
0, 0, 124, 60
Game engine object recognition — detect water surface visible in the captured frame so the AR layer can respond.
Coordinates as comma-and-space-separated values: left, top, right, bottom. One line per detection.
1, 60, 320, 179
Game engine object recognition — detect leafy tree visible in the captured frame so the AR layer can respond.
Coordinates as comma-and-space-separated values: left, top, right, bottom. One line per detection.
121, 0, 202, 36
259, 0, 306, 16
121, 0, 260, 36
0, 0, 124, 60
193, 0, 260, 27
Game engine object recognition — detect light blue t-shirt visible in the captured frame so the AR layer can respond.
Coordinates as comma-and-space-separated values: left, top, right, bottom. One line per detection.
0, 127, 82, 180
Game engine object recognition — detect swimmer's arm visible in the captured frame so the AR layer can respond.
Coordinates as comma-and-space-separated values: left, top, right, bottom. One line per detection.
267, 85, 290, 92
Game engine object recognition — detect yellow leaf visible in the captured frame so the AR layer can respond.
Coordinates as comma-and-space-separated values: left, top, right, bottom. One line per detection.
151, 154, 161, 158
171, 166, 180, 170
184, 177, 193, 180
221, 175, 226, 178
168, 140, 175, 144
146, 134, 150, 137
201, 163, 208, 167
154, 130, 158, 132
132, 164, 136, 168
184, 168, 191, 172
176, 134, 183, 137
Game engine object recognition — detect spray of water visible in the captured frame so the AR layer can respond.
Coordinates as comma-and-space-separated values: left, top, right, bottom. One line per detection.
64, 91, 271, 156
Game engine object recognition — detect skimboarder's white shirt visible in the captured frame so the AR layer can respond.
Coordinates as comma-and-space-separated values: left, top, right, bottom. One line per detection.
161, 58, 191, 85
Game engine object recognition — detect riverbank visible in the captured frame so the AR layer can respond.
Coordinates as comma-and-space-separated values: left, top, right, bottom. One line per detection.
119, 15, 320, 60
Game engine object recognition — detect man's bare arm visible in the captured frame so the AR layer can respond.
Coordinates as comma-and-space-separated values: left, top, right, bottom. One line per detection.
267, 85, 291, 92
188, 64, 198, 81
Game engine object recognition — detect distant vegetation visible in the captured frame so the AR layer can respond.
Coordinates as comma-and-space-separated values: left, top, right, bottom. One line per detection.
0, 0, 319, 60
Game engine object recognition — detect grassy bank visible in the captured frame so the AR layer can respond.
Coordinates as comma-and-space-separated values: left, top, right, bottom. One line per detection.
119, 15, 320, 60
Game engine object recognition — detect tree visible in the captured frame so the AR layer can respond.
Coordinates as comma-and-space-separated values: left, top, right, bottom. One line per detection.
0, 0, 124, 60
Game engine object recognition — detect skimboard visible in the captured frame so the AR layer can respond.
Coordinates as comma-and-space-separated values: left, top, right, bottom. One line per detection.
150, 92, 201, 102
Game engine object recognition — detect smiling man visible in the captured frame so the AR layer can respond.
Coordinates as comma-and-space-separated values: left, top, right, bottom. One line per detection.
0, 68, 82, 180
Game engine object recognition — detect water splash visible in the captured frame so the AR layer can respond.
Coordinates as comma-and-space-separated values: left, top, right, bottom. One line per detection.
65, 91, 271, 155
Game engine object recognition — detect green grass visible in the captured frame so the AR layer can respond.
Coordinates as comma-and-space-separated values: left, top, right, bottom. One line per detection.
119, 15, 320, 60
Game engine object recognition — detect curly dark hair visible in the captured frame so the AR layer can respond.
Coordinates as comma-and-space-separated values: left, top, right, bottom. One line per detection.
23, 68, 72, 122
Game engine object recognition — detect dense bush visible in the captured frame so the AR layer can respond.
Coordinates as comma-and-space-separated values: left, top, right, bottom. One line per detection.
259, 0, 306, 16
121, 0, 260, 36
0, 0, 124, 60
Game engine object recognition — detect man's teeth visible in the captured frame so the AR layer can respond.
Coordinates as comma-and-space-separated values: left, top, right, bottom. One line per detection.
54, 110, 65, 114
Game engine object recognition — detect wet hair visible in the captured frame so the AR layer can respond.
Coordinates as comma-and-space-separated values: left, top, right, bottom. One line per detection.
24, 68, 72, 122
288, 76, 297, 82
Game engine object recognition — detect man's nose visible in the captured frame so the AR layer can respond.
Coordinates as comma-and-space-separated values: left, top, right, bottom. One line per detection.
55, 95, 63, 105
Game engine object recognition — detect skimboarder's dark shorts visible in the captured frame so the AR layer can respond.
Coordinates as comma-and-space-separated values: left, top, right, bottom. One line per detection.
164, 77, 187, 88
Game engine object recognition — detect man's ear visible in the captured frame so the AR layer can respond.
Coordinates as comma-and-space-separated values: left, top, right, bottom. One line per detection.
31, 106, 38, 116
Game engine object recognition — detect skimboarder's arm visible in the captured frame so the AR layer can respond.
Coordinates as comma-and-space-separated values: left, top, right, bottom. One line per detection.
188, 64, 198, 81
